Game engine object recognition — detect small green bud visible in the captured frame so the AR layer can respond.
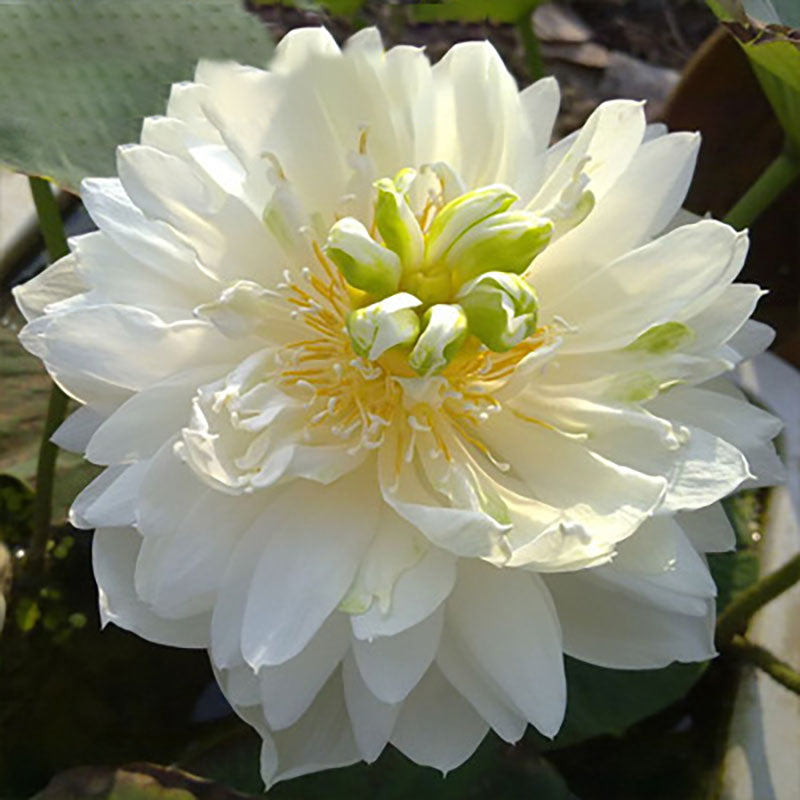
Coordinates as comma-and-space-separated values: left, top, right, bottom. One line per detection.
457, 271, 539, 352
374, 178, 425, 270
325, 217, 401, 297
447, 211, 553, 287
425, 184, 518, 265
409, 303, 468, 376
347, 292, 422, 360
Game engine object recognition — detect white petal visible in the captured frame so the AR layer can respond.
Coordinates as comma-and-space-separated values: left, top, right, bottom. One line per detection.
545, 566, 716, 670
533, 131, 700, 297
210, 507, 276, 669
340, 506, 428, 617
261, 671, 360, 787
134, 483, 263, 619
531, 99, 646, 211
676, 503, 736, 553
480, 413, 666, 568
70, 462, 147, 529
513, 76, 560, 198
430, 41, 522, 188
390, 665, 489, 773
86, 366, 221, 465
552, 221, 747, 353
436, 627, 527, 744
379, 427, 509, 560
13, 253, 88, 322
241, 468, 379, 668
351, 544, 456, 640
222, 664, 261, 707
727, 319, 775, 362
259, 613, 350, 730
51, 405, 107, 453
19, 304, 242, 394
352, 606, 444, 703
342, 652, 400, 763
92, 526, 209, 647
648, 386, 784, 488
447, 561, 566, 736
606, 517, 717, 616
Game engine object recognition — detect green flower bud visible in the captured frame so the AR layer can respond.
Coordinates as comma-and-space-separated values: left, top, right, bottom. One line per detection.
374, 178, 425, 270
446, 211, 553, 287
347, 292, 422, 360
457, 271, 539, 352
325, 217, 401, 297
424, 184, 518, 265
409, 303, 468, 376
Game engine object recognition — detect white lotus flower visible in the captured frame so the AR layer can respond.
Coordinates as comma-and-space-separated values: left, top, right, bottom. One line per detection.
15, 27, 783, 785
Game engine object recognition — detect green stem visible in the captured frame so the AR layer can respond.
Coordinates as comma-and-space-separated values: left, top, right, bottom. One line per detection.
516, 10, 545, 82
716, 552, 800, 647
727, 635, 800, 696
27, 177, 70, 573
723, 149, 800, 230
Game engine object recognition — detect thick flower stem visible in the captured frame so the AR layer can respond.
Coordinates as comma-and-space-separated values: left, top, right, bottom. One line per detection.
716, 552, 800, 647
723, 149, 800, 230
516, 11, 546, 82
27, 176, 70, 573
727, 635, 800, 696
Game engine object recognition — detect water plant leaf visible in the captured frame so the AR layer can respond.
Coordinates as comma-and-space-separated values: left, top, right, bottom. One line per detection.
708, 1, 800, 151
409, 0, 543, 24
0, 0, 272, 194
33, 763, 253, 800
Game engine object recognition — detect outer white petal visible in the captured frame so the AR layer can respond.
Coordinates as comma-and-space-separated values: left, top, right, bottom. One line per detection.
86, 366, 222, 465
447, 561, 566, 737
260, 671, 361, 787
352, 605, 444, 703
241, 468, 380, 668
552, 221, 747, 353
607, 517, 717, 616
12, 252, 88, 322
259, 613, 350, 730
342, 653, 400, 763
480, 413, 667, 567
676, 503, 736, 553
545, 526, 718, 670
648, 386, 784, 488
534, 131, 700, 294
51, 405, 107, 453
390, 666, 489, 774
19, 305, 244, 396
134, 482, 263, 619
436, 627, 527, 744
71, 463, 147, 529
92, 527, 209, 647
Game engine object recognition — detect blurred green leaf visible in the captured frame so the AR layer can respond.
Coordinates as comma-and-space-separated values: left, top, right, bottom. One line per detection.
14, 595, 40, 632
252, 0, 367, 16
0, 0, 272, 193
409, 0, 542, 24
